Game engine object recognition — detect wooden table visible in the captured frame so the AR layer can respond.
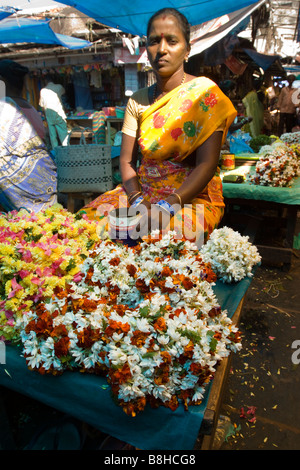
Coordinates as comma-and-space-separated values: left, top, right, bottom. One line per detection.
197, 296, 244, 449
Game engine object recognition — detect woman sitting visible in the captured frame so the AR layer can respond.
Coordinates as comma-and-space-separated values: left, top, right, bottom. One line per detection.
81, 8, 236, 246
0, 59, 57, 213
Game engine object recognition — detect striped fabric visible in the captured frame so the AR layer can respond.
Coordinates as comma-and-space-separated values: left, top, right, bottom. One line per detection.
92, 111, 106, 144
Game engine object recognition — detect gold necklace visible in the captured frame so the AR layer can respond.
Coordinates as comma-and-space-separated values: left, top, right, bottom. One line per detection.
153, 73, 186, 103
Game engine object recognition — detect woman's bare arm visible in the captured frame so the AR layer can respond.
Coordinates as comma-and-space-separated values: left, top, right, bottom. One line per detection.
119, 132, 141, 195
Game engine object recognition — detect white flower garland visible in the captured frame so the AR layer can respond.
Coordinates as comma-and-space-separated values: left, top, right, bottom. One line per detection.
249, 142, 300, 187
280, 132, 300, 144
200, 227, 261, 283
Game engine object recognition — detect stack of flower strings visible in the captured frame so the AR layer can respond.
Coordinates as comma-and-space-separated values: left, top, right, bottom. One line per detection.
249, 141, 300, 187
200, 227, 261, 283
0, 204, 99, 342
279, 132, 300, 158
16, 231, 243, 416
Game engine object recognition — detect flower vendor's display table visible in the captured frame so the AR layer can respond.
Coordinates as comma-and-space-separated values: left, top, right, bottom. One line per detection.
221, 166, 300, 271
0, 276, 252, 451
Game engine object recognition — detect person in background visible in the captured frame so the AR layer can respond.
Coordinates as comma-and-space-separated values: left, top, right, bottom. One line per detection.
80, 8, 236, 246
242, 78, 264, 138
0, 59, 46, 141
39, 73, 68, 149
277, 74, 298, 135
0, 59, 57, 213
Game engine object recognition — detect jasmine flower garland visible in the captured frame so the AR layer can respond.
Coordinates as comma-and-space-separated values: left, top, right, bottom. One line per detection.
249, 142, 300, 187
200, 227, 261, 283
17, 231, 242, 417
280, 132, 300, 145
276, 133, 300, 157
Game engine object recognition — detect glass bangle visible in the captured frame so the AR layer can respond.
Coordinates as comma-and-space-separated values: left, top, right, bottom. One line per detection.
172, 192, 182, 206
128, 190, 142, 201
131, 195, 144, 208
155, 199, 175, 216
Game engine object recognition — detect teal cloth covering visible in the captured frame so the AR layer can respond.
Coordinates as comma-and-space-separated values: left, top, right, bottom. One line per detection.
222, 168, 300, 205
0, 276, 253, 450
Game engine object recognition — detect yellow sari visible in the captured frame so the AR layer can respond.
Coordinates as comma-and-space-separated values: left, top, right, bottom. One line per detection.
80, 77, 236, 243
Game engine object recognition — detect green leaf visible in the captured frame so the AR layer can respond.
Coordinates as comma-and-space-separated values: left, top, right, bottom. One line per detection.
207, 330, 218, 352
86, 239, 95, 250
210, 337, 218, 352
142, 352, 156, 359
65, 258, 76, 272
179, 328, 201, 343
139, 306, 150, 317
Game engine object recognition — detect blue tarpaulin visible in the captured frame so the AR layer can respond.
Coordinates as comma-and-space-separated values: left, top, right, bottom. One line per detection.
58, 0, 265, 36
189, 0, 265, 57
243, 48, 281, 71
0, 16, 92, 49
0, 6, 17, 20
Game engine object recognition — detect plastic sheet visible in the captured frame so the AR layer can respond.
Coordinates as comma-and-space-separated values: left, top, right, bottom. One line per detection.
0, 275, 253, 450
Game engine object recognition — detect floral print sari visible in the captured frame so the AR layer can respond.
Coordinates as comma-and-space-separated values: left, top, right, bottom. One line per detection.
0, 98, 57, 213
80, 77, 236, 243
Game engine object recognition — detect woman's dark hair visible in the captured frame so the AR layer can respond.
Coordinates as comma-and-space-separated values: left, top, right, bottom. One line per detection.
146, 8, 190, 47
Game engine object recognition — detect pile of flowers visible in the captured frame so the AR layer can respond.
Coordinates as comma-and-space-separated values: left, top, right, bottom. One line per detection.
200, 227, 261, 283
16, 232, 242, 416
279, 132, 300, 157
279, 132, 300, 145
249, 141, 300, 187
0, 204, 99, 341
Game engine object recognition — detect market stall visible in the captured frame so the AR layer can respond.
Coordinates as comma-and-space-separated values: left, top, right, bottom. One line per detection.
221, 134, 300, 270
0, 205, 261, 450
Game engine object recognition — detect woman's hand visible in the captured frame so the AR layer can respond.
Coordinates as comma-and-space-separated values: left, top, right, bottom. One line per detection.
133, 202, 172, 238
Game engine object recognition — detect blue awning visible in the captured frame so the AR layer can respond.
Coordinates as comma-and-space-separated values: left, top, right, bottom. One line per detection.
190, 1, 264, 57
243, 48, 281, 71
0, 6, 17, 20
0, 17, 92, 49
58, 0, 266, 36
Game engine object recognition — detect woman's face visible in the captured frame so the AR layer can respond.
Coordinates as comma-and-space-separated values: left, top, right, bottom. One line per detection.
146, 14, 190, 78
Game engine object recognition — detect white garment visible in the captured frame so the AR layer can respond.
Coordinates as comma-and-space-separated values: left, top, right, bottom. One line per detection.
90, 69, 102, 88
39, 82, 66, 120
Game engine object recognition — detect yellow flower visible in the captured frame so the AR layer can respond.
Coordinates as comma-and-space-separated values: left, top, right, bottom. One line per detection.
0, 324, 18, 342
0, 205, 101, 342
5, 298, 20, 310
67, 267, 80, 277
1, 259, 17, 275
5, 279, 12, 296
14, 289, 27, 301
42, 285, 56, 298
0, 243, 15, 256
20, 278, 37, 295
54, 277, 66, 290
